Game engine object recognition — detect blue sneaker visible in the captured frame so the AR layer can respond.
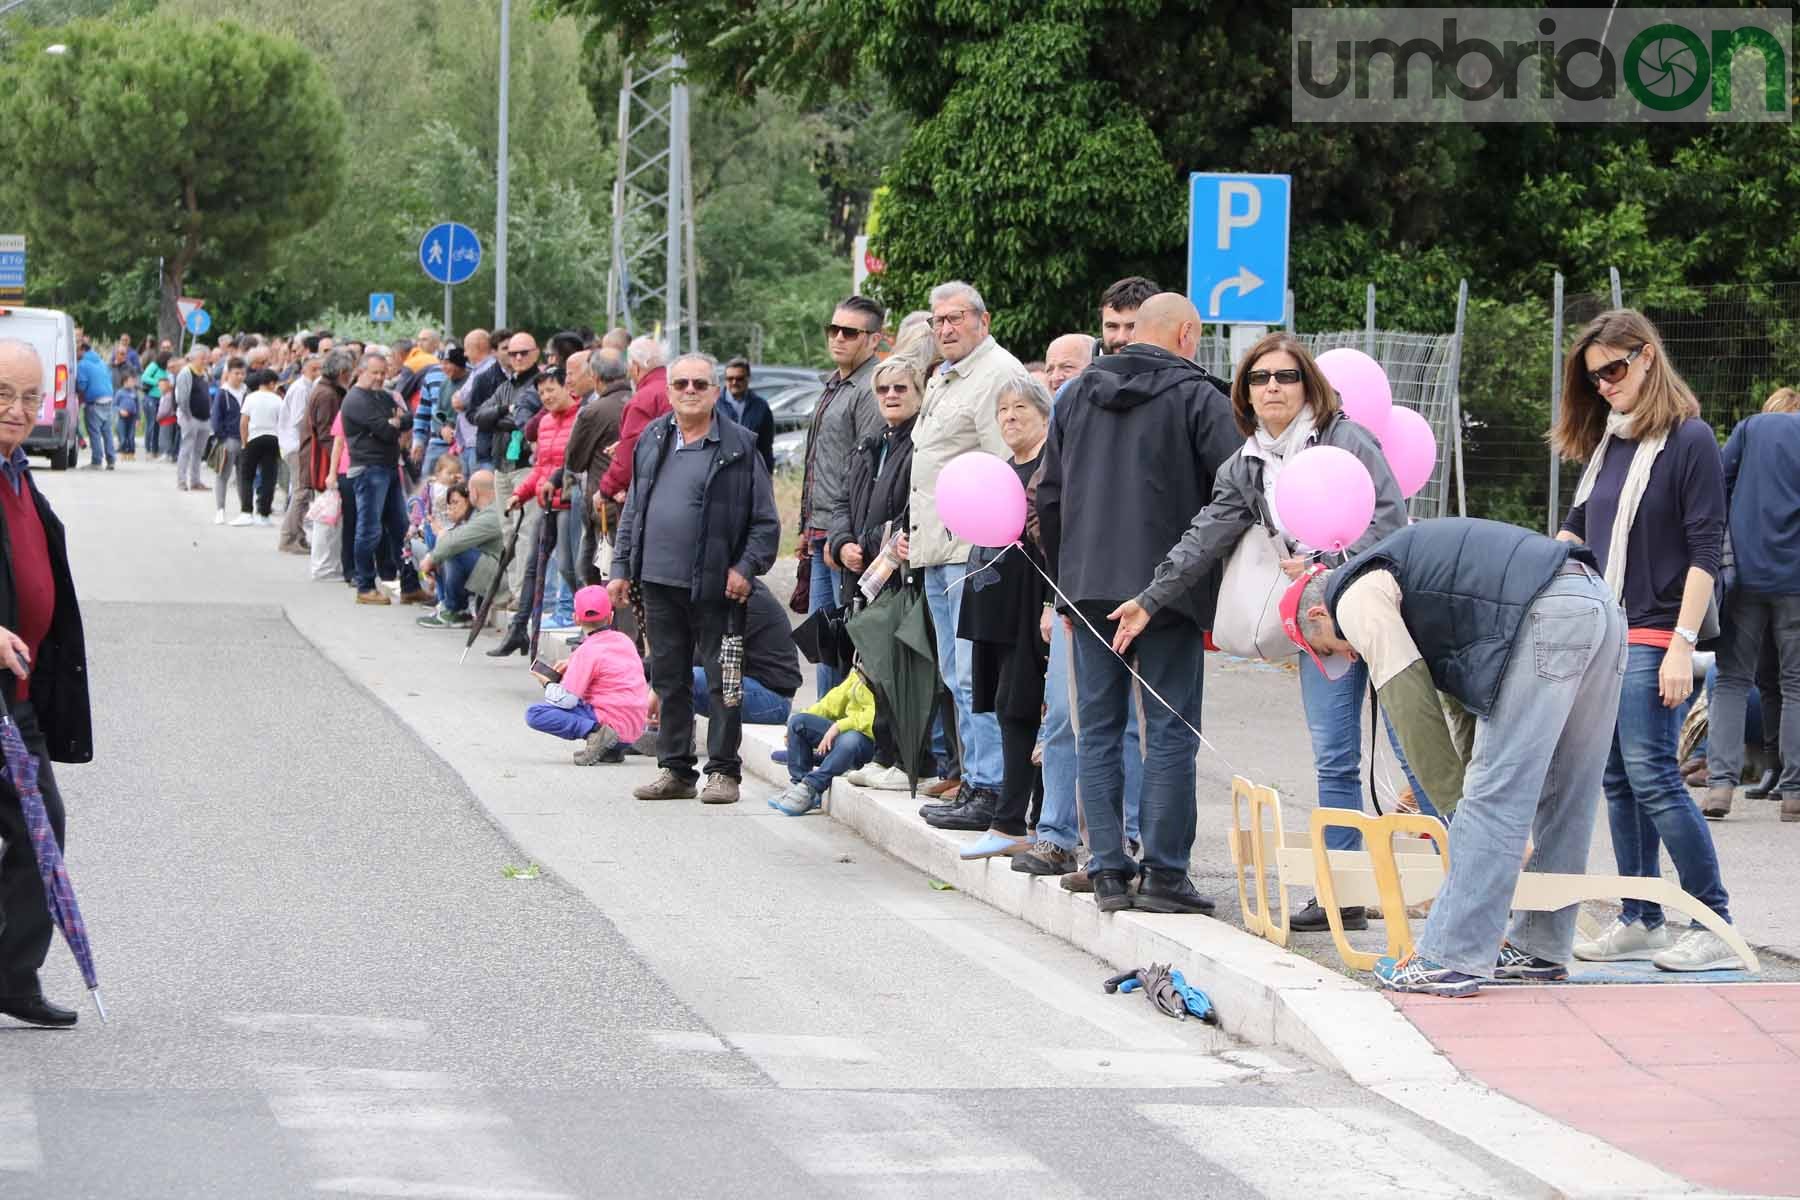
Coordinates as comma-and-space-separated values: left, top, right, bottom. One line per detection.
774, 783, 821, 817
770, 749, 788, 764
1374, 953, 1481, 997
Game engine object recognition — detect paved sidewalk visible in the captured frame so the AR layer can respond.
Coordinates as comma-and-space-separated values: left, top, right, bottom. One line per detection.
1394, 983, 1800, 1197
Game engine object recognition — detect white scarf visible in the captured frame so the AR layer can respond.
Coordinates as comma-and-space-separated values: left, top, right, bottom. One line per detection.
1571, 409, 1667, 600
1252, 404, 1317, 540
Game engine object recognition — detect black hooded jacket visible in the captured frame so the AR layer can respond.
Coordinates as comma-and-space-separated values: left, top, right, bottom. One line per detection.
1036, 344, 1238, 628
827, 416, 916, 594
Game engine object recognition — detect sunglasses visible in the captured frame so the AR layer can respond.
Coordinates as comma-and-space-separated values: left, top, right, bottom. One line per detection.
1586, 344, 1646, 387
507, 349, 534, 359
824, 323, 875, 340
669, 378, 713, 393
874, 383, 913, 396
1246, 368, 1303, 387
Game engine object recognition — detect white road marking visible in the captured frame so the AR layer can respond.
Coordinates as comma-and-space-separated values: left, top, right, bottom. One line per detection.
725, 1033, 882, 1062
314, 1182, 575, 1199
640, 1029, 730, 1053
0, 1092, 44, 1172
1139, 1102, 1512, 1199
223, 1012, 432, 1041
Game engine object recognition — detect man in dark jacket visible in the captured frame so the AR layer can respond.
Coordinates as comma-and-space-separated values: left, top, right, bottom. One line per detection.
721, 357, 775, 472
340, 351, 426, 606
0, 339, 93, 1028
564, 348, 631, 588
1036, 293, 1238, 916
610, 352, 781, 805
1291, 518, 1625, 996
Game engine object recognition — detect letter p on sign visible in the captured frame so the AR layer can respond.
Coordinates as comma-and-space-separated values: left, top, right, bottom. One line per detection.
1217, 181, 1261, 250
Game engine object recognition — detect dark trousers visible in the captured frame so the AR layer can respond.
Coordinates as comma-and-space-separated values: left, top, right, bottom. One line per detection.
0, 703, 64, 998
1757, 629, 1784, 763
994, 715, 1041, 837
642, 581, 741, 781
240, 435, 280, 516
509, 509, 564, 632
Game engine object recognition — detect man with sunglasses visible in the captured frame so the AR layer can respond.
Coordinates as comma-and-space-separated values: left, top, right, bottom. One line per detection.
611, 352, 781, 806
798, 296, 885, 694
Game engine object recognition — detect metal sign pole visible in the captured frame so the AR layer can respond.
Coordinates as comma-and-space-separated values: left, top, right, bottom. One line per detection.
1548, 271, 1565, 536
444, 284, 452, 342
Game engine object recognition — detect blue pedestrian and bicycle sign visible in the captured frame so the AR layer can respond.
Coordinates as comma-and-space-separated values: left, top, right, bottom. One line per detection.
369, 293, 395, 323
419, 222, 482, 286
184, 307, 212, 336
1187, 173, 1291, 326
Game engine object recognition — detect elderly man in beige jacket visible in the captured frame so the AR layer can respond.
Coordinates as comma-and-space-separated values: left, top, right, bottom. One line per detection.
907, 280, 1026, 820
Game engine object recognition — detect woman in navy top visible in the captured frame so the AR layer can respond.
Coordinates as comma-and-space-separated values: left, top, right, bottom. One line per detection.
1554, 309, 1738, 973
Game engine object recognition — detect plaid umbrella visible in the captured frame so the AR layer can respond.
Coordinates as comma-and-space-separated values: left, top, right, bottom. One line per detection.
0, 696, 105, 1021
719, 601, 746, 708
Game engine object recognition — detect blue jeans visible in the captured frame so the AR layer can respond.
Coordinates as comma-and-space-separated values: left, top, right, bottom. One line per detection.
83, 401, 116, 465
1071, 615, 1202, 876
117, 406, 137, 454
691, 667, 792, 726
350, 468, 420, 594
437, 547, 481, 614
525, 699, 600, 741
1416, 570, 1627, 976
1605, 642, 1733, 928
923, 563, 1004, 790
421, 438, 452, 484
786, 712, 875, 794
808, 535, 845, 696
1299, 652, 1438, 852
1038, 618, 1141, 852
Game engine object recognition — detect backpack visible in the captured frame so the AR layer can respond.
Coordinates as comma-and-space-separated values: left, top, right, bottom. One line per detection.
186, 369, 212, 421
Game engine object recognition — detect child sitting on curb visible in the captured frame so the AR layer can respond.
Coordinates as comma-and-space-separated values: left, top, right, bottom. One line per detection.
526, 585, 649, 766
772, 666, 877, 816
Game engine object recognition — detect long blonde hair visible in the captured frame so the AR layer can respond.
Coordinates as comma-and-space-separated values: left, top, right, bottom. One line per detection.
1764, 386, 1799, 414
1550, 308, 1698, 461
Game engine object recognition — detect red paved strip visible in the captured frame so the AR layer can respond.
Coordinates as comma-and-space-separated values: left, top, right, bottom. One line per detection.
1395, 984, 1800, 1197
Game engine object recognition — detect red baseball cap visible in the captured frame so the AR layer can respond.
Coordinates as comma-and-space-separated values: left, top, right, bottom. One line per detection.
1280, 564, 1354, 681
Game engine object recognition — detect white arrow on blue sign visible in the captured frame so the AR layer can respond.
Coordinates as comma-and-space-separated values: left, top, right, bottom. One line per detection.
1187, 173, 1291, 326
369, 293, 395, 323
419, 222, 482, 287
184, 308, 212, 336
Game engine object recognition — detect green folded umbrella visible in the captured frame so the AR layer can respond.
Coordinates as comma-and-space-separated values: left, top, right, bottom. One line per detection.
847, 583, 939, 794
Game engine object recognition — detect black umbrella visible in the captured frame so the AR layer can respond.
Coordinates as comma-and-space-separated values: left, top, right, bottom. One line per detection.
461, 508, 527, 664
847, 583, 937, 793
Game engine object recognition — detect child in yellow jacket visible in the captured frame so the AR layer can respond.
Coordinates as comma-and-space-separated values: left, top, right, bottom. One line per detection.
771, 667, 878, 816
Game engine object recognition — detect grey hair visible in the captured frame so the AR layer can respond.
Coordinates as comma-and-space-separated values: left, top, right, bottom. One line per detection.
0, 337, 43, 368
669, 351, 719, 381
897, 310, 932, 338
871, 355, 924, 397
358, 350, 389, 374
1299, 571, 1333, 641
593, 347, 627, 384
998, 373, 1052, 419
928, 280, 987, 316
321, 348, 356, 379
627, 335, 664, 371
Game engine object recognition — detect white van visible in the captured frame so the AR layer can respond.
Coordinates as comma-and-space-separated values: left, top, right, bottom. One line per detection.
0, 304, 79, 470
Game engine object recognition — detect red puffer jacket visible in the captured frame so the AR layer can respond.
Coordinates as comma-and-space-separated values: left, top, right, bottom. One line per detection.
518, 403, 580, 507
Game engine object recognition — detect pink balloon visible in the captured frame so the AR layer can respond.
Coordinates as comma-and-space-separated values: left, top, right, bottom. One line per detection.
1381, 405, 1437, 499
1317, 348, 1394, 436
935, 451, 1027, 548
1273, 445, 1376, 554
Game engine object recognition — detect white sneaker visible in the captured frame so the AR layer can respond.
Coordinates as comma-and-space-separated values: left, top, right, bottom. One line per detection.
255, 514, 273, 526
1573, 918, 1674, 962
867, 764, 918, 791
229, 513, 255, 527
845, 766, 878, 787
1652, 926, 1744, 972
213, 509, 226, 525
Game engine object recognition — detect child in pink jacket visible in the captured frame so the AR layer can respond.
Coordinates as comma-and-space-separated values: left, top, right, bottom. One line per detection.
526, 585, 649, 765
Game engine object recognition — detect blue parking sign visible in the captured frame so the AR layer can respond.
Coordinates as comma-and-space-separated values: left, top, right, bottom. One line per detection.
1187, 173, 1291, 326
369, 293, 395, 323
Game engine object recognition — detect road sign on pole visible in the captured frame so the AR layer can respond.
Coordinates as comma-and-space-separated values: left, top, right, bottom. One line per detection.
176, 296, 204, 322
184, 308, 212, 336
0, 235, 24, 303
369, 293, 395, 324
419, 222, 482, 286
1187, 173, 1290, 326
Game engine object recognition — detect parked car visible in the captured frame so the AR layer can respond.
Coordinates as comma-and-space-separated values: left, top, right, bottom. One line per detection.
0, 305, 79, 470
771, 429, 807, 473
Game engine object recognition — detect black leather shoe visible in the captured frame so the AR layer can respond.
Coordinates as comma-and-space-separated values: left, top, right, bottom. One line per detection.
924, 789, 997, 831
0, 995, 78, 1028
1746, 767, 1780, 800
1289, 897, 1367, 932
1135, 869, 1216, 915
919, 781, 971, 819
1092, 870, 1134, 912
486, 626, 529, 658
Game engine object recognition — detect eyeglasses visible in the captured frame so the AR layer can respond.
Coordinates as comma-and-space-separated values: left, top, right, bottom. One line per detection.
823, 323, 875, 340
927, 309, 975, 331
669, 378, 714, 393
874, 383, 913, 396
1586, 344, 1646, 387
0, 388, 39, 413
1245, 368, 1303, 387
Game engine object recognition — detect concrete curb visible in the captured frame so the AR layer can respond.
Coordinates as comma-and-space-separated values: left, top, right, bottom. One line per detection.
736, 722, 1701, 1198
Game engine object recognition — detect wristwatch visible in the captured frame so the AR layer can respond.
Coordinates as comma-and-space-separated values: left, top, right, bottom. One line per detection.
1674, 626, 1700, 647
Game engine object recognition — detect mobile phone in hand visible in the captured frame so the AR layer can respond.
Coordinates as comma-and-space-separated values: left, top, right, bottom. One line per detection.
530, 659, 563, 682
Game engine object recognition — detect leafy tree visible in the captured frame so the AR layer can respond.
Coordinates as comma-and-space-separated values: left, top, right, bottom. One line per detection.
0, 16, 346, 345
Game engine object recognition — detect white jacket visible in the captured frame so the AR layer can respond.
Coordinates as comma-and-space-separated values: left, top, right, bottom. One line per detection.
907, 335, 1022, 568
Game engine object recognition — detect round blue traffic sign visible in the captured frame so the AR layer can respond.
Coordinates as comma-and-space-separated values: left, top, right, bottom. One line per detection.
419, 222, 482, 286
185, 308, 212, 335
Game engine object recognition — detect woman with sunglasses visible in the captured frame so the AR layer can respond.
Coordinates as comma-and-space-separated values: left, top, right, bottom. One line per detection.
1110, 332, 1429, 932
1554, 309, 1740, 972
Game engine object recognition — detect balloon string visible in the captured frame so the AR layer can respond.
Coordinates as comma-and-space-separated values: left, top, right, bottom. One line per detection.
939, 542, 1237, 774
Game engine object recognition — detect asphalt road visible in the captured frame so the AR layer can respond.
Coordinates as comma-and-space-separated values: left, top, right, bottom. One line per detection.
0, 458, 1549, 1198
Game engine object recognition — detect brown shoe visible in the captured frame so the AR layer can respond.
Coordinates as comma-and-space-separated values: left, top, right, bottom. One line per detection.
1701, 786, 1734, 820
1781, 793, 1799, 823
355, 589, 391, 606
1060, 868, 1093, 894
924, 776, 962, 798
700, 773, 740, 805
633, 769, 697, 801
398, 589, 433, 605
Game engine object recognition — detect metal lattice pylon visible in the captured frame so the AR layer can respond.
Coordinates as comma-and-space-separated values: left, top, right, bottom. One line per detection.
606, 56, 698, 351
